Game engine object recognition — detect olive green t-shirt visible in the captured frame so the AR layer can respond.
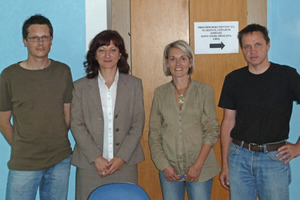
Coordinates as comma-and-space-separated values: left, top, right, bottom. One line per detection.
0, 60, 73, 170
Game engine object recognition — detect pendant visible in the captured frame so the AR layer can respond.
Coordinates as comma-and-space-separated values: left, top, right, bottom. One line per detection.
178, 94, 185, 104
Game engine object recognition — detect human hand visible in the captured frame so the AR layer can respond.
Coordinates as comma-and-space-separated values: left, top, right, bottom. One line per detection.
94, 156, 109, 177
277, 142, 300, 164
162, 166, 181, 182
219, 167, 230, 190
105, 157, 125, 175
185, 164, 201, 182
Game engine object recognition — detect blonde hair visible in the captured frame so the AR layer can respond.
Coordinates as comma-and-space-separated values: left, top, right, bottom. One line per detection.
163, 40, 195, 76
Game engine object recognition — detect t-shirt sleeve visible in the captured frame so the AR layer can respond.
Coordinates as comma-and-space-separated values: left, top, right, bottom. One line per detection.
0, 72, 12, 111
218, 74, 236, 110
288, 67, 300, 104
63, 67, 73, 103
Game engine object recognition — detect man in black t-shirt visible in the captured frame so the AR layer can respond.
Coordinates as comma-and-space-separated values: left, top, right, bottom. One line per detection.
218, 24, 300, 200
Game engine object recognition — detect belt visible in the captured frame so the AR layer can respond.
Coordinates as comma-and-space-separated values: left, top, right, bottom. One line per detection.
232, 139, 286, 152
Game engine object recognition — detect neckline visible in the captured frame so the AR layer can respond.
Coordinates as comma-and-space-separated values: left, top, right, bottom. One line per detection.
17, 59, 53, 71
247, 62, 272, 76
171, 79, 191, 105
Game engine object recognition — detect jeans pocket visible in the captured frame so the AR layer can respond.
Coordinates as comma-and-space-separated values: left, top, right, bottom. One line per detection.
229, 143, 239, 155
267, 151, 285, 162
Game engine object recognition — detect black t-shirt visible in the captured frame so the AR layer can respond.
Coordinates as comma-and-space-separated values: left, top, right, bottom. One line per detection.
219, 62, 300, 144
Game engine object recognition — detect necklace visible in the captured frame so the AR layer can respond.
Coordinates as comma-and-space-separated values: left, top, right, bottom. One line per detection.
172, 79, 190, 104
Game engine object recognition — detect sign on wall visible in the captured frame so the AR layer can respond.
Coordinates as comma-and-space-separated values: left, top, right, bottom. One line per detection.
194, 21, 239, 54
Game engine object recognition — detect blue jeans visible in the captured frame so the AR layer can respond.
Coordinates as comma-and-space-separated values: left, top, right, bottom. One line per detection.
6, 156, 71, 200
229, 143, 291, 200
159, 171, 212, 200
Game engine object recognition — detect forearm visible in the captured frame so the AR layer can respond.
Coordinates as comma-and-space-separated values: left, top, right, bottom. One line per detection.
202, 86, 220, 146
221, 132, 232, 169
149, 135, 171, 171
185, 144, 213, 182
71, 84, 102, 163
220, 109, 236, 169
149, 122, 170, 170
296, 136, 300, 145
193, 144, 212, 169
0, 123, 13, 145
277, 136, 300, 163
71, 124, 103, 163
0, 111, 13, 145
64, 103, 71, 129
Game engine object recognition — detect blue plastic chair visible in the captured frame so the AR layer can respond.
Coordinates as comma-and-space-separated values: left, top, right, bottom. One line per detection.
88, 182, 151, 200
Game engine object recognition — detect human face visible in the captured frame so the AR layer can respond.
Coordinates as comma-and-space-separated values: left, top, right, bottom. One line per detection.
95, 41, 121, 71
166, 47, 192, 78
24, 24, 52, 60
241, 31, 270, 69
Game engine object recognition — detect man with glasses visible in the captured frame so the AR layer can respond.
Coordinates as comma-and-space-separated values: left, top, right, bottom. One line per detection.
0, 14, 73, 200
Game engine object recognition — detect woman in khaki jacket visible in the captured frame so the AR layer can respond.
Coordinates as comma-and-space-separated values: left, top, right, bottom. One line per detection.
149, 40, 220, 200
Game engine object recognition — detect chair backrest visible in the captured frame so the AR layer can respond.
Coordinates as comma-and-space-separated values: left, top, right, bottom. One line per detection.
88, 182, 151, 200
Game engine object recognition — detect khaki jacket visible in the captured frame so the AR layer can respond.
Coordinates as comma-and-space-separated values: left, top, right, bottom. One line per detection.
149, 80, 220, 182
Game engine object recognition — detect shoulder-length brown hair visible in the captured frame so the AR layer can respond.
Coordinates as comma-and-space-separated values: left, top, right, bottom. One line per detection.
84, 30, 130, 79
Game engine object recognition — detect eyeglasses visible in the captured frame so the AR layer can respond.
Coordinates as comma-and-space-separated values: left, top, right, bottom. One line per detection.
26, 36, 52, 42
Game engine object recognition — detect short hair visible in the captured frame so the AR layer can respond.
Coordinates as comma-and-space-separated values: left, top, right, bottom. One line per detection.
84, 30, 130, 79
22, 14, 53, 39
163, 40, 195, 76
238, 24, 270, 48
